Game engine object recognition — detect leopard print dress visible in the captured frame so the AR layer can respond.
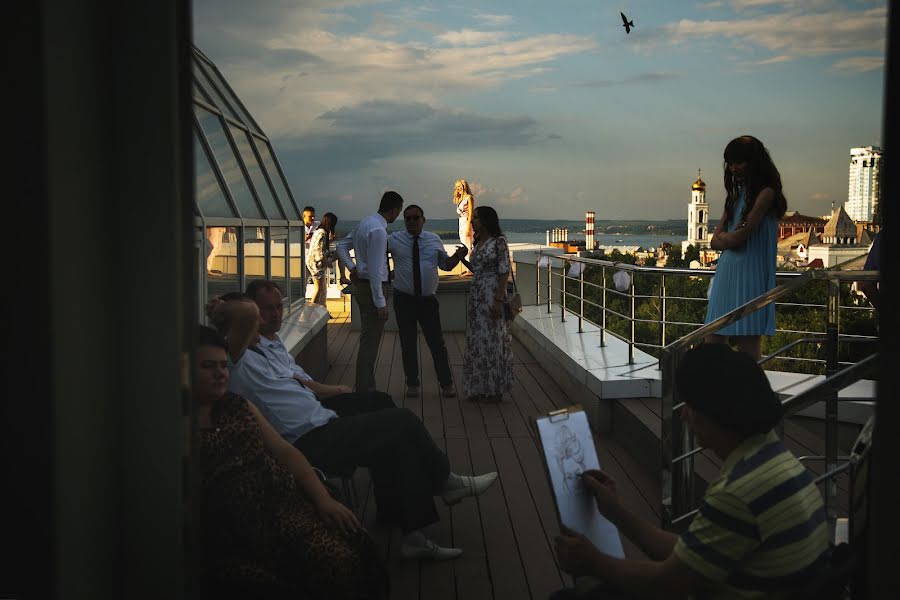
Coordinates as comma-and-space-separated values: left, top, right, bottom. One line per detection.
198, 393, 388, 599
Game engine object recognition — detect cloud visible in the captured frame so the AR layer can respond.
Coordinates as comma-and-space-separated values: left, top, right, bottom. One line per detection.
574, 72, 682, 87
474, 12, 513, 26
664, 6, 887, 66
832, 55, 884, 72
810, 192, 831, 202
273, 100, 547, 184
470, 183, 528, 207
435, 29, 511, 46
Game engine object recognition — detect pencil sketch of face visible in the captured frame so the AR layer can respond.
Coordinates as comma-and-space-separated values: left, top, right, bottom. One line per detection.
554, 425, 586, 495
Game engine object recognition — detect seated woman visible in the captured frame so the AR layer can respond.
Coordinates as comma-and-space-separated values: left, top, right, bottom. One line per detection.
194, 323, 388, 599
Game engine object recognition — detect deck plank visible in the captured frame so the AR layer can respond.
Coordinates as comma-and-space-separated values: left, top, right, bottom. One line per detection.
313, 312, 852, 599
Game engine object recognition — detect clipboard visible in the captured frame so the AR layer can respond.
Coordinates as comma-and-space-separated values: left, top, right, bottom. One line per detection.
534, 405, 625, 559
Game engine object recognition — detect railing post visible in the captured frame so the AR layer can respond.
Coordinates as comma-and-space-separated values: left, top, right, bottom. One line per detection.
600, 266, 607, 347
579, 266, 584, 333
536, 253, 541, 306
629, 272, 635, 365
561, 263, 567, 322
823, 278, 841, 525
547, 257, 552, 314
660, 273, 667, 348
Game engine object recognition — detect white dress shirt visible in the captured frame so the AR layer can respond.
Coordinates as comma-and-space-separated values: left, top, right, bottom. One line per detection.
227, 334, 336, 443
388, 230, 455, 297
336, 212, 390, 308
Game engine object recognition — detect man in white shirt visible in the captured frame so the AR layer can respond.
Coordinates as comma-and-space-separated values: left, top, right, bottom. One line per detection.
303, 206, 320, 282
336, 191, 404, 392
389, 204, 467, 398
214, 280, 499, 560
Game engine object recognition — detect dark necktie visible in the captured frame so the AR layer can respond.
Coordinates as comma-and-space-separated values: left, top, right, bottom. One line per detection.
412, 235, 422, 297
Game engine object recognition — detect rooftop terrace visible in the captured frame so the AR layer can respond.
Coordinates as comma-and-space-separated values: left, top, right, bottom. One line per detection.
319, 301, 858, 600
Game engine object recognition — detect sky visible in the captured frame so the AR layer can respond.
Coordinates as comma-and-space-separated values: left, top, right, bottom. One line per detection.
193, 0, 887, 221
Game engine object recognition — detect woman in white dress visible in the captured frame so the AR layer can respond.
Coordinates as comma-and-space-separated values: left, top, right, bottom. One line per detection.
306, 212, 339, 306
453, 179, 475, 275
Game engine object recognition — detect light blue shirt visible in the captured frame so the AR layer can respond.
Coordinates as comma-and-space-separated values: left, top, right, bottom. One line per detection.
227, 334, 336, 443
388, 230, 456, 297
336, 212, 389, 308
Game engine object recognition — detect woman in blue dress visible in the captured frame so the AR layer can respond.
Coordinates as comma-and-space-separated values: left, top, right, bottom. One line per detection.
706, 136, 788, 360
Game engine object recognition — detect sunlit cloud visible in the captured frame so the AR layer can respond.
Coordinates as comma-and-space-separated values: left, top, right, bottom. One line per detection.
832, 55, 884, 71
436, 29, 511, 46
665, 7, 887, 65
470, 183, 528, 207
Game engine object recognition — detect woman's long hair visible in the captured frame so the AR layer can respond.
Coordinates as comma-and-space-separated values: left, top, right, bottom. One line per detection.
473, 206, 503, 244
722, 136, 788, 225
454, 179, 474, 205
320, 212, 338, 233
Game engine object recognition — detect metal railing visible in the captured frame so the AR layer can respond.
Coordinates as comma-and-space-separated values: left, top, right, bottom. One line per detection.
659, 269, 880, 530
533, 252, 878, 372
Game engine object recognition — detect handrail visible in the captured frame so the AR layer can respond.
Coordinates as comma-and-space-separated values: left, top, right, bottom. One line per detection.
659, 265, 879, 529
781, 354, 879, 417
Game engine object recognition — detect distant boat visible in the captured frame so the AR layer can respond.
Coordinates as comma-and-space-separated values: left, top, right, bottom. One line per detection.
616, 239, 623, 242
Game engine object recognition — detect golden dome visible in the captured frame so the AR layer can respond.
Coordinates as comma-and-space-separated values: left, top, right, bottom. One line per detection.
691, 169, 706, 191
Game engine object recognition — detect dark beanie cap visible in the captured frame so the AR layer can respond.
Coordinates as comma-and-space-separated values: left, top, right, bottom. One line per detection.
675, 344, 784, 436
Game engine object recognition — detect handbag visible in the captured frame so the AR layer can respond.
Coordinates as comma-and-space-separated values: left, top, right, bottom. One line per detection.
503, 245, 523, 321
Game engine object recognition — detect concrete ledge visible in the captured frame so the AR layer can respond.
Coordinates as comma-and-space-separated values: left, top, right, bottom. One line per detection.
511, 304, 661, 432
280, 303, 330, 381
766, 371, 876, 425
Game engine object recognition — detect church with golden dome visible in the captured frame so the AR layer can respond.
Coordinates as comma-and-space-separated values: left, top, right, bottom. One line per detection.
681, 169, 712, 256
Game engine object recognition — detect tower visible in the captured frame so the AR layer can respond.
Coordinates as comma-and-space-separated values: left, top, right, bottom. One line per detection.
845, 146, 882, 222
585, 211, 595, 250
682, 169, 710, 256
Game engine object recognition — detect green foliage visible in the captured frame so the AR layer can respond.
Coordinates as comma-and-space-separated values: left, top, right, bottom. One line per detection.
684, 244, 700, 264
573, 266, 877, 373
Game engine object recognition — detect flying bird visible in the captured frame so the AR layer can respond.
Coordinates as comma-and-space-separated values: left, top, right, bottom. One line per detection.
620, 12, 635, 34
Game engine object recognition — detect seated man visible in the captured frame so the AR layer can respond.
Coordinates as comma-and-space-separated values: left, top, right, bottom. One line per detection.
552, 344, 829, 599
210, 281, 498, 561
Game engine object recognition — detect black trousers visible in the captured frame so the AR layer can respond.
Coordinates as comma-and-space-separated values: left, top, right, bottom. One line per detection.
293, 408, 451, 532
392, 291, 453, 387
320, 391, 395, 417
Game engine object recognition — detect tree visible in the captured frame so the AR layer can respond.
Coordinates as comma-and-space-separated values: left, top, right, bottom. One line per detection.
684, 244, 700, 264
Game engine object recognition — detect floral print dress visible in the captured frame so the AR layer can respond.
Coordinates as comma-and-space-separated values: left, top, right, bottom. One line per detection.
464, 235, 514, 399
198, 393, 388, 599
306, 228, 338, 279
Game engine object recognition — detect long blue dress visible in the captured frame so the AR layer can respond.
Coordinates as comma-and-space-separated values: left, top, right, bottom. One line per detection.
705, 188, 777, 336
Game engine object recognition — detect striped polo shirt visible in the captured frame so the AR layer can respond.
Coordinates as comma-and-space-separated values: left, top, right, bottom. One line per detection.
674, 430, 829, 599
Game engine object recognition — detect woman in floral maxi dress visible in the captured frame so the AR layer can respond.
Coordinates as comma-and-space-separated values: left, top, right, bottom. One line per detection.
464, 206, 514, 403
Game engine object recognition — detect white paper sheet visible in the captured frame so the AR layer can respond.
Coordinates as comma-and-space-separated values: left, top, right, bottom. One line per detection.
537, 410, 625, 558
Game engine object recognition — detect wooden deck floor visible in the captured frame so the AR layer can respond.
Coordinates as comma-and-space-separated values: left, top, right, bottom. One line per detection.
322, 310, 660, 600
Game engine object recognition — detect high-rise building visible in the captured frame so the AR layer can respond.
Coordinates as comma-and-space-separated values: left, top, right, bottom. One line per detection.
845, 146, 882, 222
682, 169, 710, 256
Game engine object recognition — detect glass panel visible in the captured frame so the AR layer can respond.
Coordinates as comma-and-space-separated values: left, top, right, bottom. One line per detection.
206, 64, 262, 134
194, 131, 234, 217
254, 138, 300, 219
244, 226, 267, 281
270, 226, 289, 302
195, 106, 262, 219
206, 226, 240, 299
290, 226, 306, 302
192, 59, 241, 121
229, 125, 283, 220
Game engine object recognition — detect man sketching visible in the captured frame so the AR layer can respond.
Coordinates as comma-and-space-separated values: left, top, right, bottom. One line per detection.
551, 344, 829, 599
